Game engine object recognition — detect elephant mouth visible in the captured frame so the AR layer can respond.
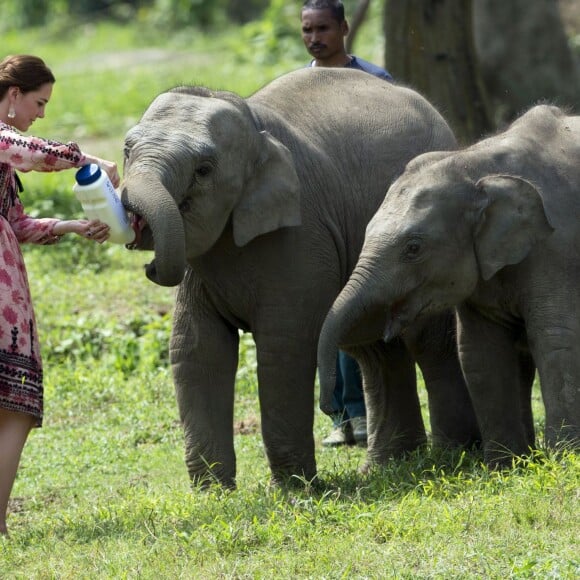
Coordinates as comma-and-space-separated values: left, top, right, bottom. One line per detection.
125, 212, 147, 250
384, 300, 406, 342
384, 297, 434, 342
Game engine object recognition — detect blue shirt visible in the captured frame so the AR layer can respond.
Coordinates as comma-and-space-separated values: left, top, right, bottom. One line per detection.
345, 56, 393, 81
308, 55, 393, 82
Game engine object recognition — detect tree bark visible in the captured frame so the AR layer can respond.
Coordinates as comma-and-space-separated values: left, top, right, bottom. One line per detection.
473, 0, 580, 127
384, 0, 493, 145
346, 0, 372, 53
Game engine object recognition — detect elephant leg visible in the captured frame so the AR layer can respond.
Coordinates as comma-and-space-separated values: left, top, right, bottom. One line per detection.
456, 303, 530, 466
518, 349, 536, 449
171, 272, 239, 487
254, 333, 317, 484
403, 311, 482, 449
527, 319, 580, 450
350, 338, 426, 468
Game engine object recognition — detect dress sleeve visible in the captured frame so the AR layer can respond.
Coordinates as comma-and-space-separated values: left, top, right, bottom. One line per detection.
6, 195, 60, 244
0, 122, 86, 172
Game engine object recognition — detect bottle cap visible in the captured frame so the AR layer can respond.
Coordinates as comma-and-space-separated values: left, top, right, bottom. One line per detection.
75, 163, 102, 186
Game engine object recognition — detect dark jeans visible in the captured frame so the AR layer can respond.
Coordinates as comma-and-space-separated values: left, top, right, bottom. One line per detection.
329, 350, 365, 426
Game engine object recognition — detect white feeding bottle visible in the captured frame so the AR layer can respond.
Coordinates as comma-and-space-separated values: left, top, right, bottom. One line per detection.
73, 163, 135, 244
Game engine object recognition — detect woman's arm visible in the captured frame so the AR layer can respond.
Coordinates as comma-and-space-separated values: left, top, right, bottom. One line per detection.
52, 218, 110, 243
0, 122, 84, 171
0, 123, 119, 186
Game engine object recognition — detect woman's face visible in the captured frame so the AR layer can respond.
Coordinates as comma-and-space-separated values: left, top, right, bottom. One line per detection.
9, 82, 53, 132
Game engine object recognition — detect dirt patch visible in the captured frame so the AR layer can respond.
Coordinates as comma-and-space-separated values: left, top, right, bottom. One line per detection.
234, 416, 260, 435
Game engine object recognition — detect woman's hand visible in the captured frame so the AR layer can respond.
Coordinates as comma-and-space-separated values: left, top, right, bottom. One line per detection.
82, 154, 120, 187
96, 158, 120, 188
52, 219, 110, 243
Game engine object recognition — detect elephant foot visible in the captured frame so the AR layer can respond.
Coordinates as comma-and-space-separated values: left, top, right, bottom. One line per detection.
544, 424, 580, 453
431, 429, 483, 451
190, 473, 236, 489
483, 439, 532, 469
428, 395, 482, 450
269, 463, 318, 489
360, 441, 428, 475
268, 471, 323, 492
359, 462, 371, 476
265, 443, 317, 489
186, 453, 236, 489
366, 430, 428, 467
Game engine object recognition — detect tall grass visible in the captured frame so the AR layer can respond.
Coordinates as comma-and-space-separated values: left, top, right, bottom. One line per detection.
1, 13, 578, 579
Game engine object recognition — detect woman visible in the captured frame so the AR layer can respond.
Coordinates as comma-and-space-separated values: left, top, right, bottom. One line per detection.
0, 54, 120, 535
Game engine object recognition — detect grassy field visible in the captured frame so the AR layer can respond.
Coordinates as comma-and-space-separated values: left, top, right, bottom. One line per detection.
1, 11, 579, 579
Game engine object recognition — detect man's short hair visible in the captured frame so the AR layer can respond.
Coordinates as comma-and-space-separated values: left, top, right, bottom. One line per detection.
301, 0, 345, 23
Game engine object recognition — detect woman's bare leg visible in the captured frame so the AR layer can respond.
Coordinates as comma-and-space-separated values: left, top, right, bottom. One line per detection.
0, 409, 34, 535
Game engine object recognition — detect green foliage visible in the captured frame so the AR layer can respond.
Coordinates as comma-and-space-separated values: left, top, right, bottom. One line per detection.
43, 310, 171, 375
231, 0, 304, 65
145, 0, 228, 30
0, 0, 270, 33
0, 0, 68, 31
227, 0, 270, 24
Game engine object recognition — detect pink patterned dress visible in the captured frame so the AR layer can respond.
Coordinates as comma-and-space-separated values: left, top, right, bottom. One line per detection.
0, 121, 86, 426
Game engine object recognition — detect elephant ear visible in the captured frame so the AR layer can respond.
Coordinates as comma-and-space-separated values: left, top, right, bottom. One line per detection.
232, 131, 301, 247
472, 175, 554, 280
404, 149, 456, 174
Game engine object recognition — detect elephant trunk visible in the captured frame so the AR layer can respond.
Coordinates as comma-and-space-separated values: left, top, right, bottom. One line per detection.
318, 267, 386, 415
317, 303, 343, 416
121, 172, 186, 287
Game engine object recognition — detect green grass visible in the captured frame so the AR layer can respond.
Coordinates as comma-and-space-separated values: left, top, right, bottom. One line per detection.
1, 15, 579, 579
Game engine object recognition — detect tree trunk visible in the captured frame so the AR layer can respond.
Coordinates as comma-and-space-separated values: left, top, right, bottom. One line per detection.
384, 0, 493, 145
383, 0, 580, 142
346, 0, 372, 53
473, 0, 580, 127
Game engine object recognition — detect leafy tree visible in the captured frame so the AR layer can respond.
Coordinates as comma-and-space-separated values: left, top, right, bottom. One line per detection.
227, 0, 269, 23
234, 0, 303, 64
147, 0, 228, 29
346, 0, 371, 53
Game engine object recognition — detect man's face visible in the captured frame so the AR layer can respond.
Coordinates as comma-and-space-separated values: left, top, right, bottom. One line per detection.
301, 8, 348, 63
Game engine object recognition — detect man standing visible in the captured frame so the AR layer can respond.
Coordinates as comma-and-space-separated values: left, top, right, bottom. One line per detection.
300, 0, 392, 447
301, 0, 392, 80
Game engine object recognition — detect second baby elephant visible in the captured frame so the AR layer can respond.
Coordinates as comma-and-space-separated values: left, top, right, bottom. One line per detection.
121, 67, 480, 486
318, 105, 580, 467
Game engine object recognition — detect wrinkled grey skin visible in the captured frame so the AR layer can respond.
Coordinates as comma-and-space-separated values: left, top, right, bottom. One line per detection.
121, 68, 479, 486
319, 105, 580, 466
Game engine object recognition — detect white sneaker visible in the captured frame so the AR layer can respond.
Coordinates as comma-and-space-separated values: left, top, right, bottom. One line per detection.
322, 422, 355, 447
350, 416, 367, 445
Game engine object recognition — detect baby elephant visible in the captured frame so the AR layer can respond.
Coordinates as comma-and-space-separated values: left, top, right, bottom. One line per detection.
318, 105, 580, 466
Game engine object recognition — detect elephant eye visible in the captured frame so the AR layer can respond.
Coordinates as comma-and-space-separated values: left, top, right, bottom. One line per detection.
195, 162, 213, 178
403, 238, 423, 261
178, 198, 191, 212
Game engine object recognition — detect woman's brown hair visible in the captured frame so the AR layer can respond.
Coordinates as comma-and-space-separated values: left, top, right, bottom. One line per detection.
0, 55, 55, 100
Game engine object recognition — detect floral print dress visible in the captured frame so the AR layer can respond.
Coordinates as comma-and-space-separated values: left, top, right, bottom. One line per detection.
0, 122, 86, 425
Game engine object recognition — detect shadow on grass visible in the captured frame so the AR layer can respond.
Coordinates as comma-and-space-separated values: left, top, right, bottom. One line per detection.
11, 442, 574, 548
280, 443, 573, 503
290, 445, 487, 501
